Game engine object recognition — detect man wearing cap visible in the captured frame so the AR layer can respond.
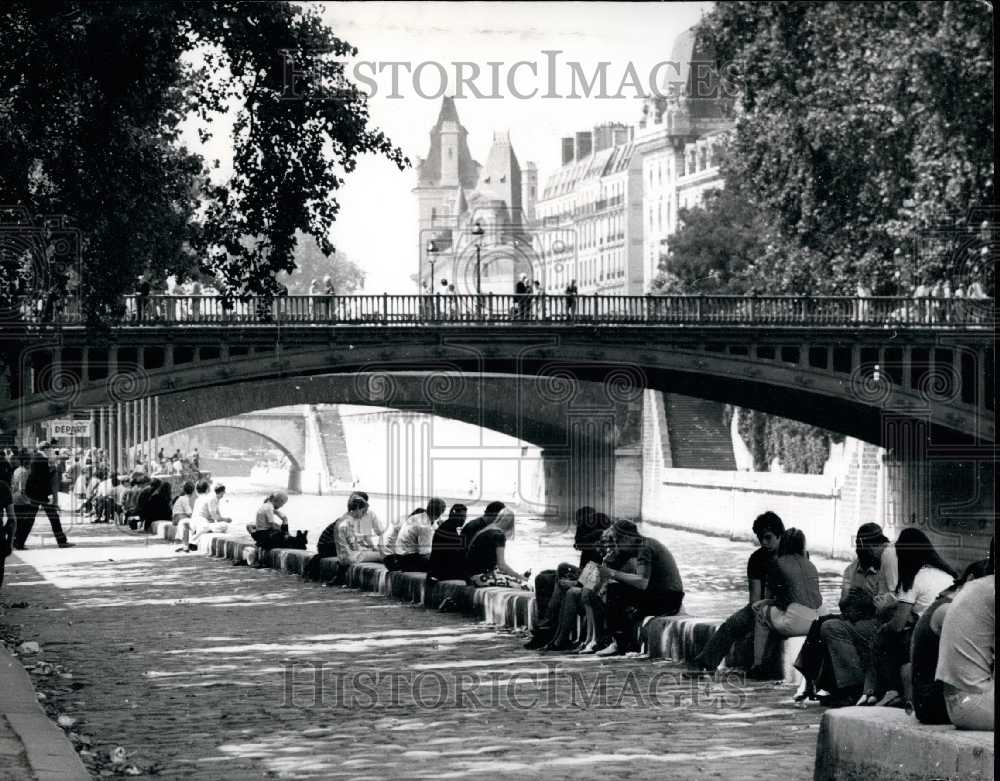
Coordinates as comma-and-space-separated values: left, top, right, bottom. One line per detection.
814, 522, 898, 705
593, 520, 684, 657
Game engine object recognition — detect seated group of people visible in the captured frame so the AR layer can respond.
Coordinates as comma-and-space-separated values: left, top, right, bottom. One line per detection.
523, 507, 685, 657
170, 480, 232, 552
686, 512, 994, 731
302, 493, 529, 589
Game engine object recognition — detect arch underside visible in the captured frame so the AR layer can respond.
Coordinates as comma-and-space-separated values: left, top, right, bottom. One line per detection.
181, 423, 303, 474
8, 332, 993, 446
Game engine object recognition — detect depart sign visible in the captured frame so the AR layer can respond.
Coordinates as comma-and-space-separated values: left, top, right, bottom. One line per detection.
47, 419, 92, 439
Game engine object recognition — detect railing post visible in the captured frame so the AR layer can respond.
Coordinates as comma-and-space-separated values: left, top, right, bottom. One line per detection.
696, 294, 703, 322
383, 292, 388, 324
488, 292, 493, 320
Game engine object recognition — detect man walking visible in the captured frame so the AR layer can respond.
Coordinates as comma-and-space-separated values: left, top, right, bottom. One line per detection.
13, 443, 74, 549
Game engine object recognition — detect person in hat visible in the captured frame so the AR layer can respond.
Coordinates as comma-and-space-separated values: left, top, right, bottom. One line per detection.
592, 519, 684, 657
797, 522, 898, 706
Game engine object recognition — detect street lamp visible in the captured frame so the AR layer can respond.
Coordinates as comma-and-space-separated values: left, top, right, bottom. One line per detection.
426, 240, 438, 290
471, 220, 485, 294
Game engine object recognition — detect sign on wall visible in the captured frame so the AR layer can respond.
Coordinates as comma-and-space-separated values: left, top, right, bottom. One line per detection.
47, 419, 92, 440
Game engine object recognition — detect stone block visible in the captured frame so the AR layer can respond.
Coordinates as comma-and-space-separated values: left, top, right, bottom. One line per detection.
814, 707, 994, 781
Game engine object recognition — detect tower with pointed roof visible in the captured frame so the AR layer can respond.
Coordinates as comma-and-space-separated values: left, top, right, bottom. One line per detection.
414, 98, 530, 292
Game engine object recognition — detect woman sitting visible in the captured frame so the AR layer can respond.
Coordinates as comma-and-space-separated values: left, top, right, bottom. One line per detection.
249, 491, 290, 549
465, 508, 527, 588
862, 527, 956, 708
751, 528, 825, 678
427, 504, 468, 582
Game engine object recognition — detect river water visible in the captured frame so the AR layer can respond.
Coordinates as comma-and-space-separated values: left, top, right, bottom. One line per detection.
218, 477, 843, 618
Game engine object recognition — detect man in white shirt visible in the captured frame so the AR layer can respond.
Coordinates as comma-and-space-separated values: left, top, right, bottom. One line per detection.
386, 498, 446, 572
935, 573, 994, 730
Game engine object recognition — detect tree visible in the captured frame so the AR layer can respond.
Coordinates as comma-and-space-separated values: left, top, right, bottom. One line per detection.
0, 2, 407, 326
700, 1, 993, 294
278, 232, 365, 293
649, 182, 767, 294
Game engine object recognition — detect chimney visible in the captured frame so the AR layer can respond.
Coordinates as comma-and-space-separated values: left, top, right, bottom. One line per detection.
561, 137, 575, 165
575, 131, 593, 160
592, 124, 613, 153
612, 125, 631, 147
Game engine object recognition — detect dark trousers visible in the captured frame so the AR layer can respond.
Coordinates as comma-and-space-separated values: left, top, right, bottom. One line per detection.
793, 614, 844, 690
384, 553, 429, 572
819, 617, 878, 691
534, 570, 557, 618
1, 503, 14, 588
695, 604, 755, 669
304, 543, 337, 580
873, 625, 913, 696
599, 585, 684, 651
13, 502, 67, 546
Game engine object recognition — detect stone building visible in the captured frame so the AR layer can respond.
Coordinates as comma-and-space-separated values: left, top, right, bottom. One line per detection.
413, 97, 534, 294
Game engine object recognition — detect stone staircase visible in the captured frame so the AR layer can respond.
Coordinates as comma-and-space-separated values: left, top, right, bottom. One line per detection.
663, 395, 737, 470
313, 405, 353, 487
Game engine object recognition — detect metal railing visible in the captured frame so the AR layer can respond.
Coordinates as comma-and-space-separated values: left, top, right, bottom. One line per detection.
34, 294, 996, 327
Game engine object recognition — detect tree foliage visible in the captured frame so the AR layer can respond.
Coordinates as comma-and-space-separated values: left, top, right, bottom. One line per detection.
649, 183, 766, 294
278, 232, 366, 294
699, 1, 994, 294
0, 1, 406, 324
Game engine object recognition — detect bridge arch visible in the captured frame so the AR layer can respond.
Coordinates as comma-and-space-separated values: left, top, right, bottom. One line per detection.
172, 422, 304, 494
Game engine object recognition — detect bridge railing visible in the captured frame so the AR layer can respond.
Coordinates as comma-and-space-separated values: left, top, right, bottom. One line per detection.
40, 293, 995, 327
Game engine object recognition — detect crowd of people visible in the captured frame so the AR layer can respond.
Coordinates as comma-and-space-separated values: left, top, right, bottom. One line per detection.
4, 462, 991, 732
681, 513, 994, 731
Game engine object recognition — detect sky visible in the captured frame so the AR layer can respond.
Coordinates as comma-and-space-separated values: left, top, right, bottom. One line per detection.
187, 1, 713, 293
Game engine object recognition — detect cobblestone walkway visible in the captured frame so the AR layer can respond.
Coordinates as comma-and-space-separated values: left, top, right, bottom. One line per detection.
3, 524, 825, 780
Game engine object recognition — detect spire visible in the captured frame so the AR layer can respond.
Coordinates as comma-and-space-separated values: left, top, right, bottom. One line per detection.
416, 97, 480, 189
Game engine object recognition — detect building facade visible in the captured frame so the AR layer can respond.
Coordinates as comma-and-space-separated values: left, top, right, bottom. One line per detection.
413, 97, 535, 294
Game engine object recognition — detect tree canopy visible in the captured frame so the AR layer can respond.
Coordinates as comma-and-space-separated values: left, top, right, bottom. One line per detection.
680, 1, 994, 295
0, 1, 406, 324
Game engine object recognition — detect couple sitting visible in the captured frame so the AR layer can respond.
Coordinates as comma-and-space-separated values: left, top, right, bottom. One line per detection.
525, 509, 685, 657
689, 512, 825, 679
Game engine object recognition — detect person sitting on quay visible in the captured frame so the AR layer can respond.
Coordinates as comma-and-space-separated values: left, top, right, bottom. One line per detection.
304, 510, 351, 583
465, 507, 528, 588
536, 520, 621, 654
140, 480, 173, 534
935, 556, 995, 731
186, 481, 232, 550
334, 493, 384, 567
794, 522, 898, 705
426, 504, 468, 608
861, 527, 956, 709
688, 511, 785, 673
171, 481, 197, 552
591, 520, 685, 658
460, 500, 506, 551
346, 490, 386, 556
524, 506, 606, 650
910, 542, 993, 725
248, 491, 290, 552
749, 527, 825, 679
92, 469, 116, 523
385, 497, 446, 572
122, 472, 147, 527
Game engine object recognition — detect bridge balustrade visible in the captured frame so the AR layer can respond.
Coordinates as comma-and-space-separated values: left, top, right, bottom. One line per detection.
19, 293, 994, 327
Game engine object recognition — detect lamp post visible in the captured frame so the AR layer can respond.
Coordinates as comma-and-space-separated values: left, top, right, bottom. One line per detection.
426, 240, 438, 290
471, 220, 485, 318
426, 240, 439, 320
